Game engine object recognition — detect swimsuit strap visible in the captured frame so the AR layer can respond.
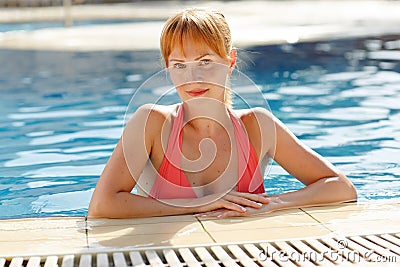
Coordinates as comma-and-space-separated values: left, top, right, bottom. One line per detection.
149, 105, 196, 199
228, 109, 265, 194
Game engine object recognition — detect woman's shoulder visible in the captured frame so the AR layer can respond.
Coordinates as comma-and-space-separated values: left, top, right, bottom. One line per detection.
233, 107, 275, 125
234, 107, 277, 139
125, 103, 180, 143
135, 103, 180, 121
232, 107, 277, 158
129, 103, 180, 135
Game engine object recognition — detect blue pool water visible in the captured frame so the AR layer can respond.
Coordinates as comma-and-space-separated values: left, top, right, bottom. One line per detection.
1, 35, 400, 219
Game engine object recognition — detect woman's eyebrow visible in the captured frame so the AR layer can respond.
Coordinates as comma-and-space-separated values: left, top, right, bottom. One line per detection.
169, 58, 185, 62
194, 53, 211, 60
169, 53, 212, 62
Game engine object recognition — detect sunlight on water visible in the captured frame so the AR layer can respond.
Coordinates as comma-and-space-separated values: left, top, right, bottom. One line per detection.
0, 35, 399, 218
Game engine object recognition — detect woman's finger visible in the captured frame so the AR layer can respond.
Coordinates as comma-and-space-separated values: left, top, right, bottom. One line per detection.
223, 194, 262, 209
224, 192, 270, 209
220, 199, 248, 213
228, 191, 270, 204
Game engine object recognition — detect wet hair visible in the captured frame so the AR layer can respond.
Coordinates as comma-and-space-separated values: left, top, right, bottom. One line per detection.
160, 8, 233, 106
160, 8, 232, 65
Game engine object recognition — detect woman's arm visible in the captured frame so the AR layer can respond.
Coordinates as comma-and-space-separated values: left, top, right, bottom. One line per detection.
269, 112, 357, 206
88, 137, 210, 218
88, 105, 269, 218
88, 104, 164, 218
197, 109, 357, 218
197, 175, 356, 218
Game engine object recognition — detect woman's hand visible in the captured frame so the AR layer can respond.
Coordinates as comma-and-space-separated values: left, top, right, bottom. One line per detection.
195, 195, 283, 218
195, 191, 270, 216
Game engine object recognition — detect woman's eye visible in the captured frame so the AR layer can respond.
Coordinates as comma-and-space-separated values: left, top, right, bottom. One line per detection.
199, 59, 211, 66
173, 63, 186, 69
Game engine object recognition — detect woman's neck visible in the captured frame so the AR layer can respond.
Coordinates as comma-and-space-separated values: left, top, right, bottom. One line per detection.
182, 99, 231, 135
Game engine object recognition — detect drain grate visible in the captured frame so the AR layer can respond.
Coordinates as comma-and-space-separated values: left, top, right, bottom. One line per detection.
2, 232, 400, 266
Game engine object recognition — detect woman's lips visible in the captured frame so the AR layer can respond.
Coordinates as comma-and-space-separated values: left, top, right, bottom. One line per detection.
186, 88, 209, 97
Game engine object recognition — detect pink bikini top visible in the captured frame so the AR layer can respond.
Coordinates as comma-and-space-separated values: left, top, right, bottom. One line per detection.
149, 105, 265, 199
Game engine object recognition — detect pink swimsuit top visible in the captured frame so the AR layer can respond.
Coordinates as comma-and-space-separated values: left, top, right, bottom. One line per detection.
149, 105, 265, 199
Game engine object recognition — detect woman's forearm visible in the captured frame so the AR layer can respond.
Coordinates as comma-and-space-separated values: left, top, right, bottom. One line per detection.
88, 190, 268, 218
88, 192, 200, 218
266, 175, 357, 212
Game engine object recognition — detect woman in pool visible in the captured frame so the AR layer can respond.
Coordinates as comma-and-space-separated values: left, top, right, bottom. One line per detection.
88, 8, 357, 218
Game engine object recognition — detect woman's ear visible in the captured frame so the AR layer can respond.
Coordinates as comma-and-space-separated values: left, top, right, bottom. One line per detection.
229, 48, 237, 68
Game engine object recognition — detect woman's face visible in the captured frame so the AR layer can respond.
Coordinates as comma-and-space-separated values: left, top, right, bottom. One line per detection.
167, 38, 233, 105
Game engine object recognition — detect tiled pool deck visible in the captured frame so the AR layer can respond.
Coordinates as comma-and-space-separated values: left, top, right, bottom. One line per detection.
1, 201, 400, 265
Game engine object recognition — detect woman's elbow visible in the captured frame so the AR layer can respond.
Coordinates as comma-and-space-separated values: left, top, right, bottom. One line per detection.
88, 195, 110, 218
346, 183, 358, 202
337, 174, 358, 202
88, 199, 102, 218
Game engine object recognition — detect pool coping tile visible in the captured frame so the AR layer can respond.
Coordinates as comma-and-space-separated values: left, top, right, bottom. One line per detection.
1, 200, 400, 258
0, 217, 88, 258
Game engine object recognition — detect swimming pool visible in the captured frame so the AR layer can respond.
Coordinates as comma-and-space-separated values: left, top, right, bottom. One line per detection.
1, 35, 399, 219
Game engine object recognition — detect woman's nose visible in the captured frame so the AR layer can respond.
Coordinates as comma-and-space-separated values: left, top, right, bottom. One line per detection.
186, 62, 203, 82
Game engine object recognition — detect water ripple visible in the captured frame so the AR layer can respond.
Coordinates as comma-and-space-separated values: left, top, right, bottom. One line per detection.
23, 165, 104, 178
8, 109, 96, 120
29, 127, 122, 146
